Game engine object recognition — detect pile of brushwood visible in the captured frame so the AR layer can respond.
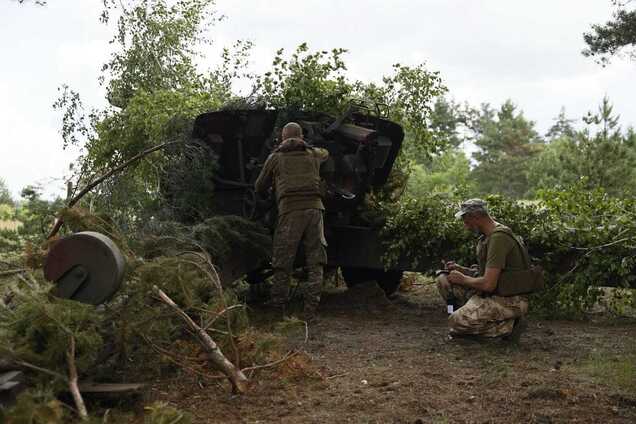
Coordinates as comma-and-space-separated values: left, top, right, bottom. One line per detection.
0, 207, 308, 423
377, 182, 636, 318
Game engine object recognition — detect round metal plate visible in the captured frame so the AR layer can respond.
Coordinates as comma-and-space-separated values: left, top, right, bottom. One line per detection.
44, 231, 125, 305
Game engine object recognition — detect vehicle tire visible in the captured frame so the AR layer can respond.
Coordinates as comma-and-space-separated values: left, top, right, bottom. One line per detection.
377, 269, 404, 297
341, 267, 404, 297
245, 268, 273, 303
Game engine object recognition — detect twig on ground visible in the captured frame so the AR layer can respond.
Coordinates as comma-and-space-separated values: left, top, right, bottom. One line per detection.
241, 350, 300, 373
202, 304, 246, 331
240, 319, 310, 373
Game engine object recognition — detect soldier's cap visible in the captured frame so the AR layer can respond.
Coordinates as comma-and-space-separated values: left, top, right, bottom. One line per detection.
454, 198, 488, 219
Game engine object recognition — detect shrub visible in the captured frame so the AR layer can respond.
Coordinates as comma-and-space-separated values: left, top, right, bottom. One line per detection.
379, 184, 636, 317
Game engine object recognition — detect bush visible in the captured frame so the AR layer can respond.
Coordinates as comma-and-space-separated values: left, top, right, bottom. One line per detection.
379, 184, 636, 317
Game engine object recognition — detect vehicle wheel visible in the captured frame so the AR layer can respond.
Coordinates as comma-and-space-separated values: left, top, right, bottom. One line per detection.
377, 269, 404, 297
245, 268, 273, 303
341, 267, 403, 297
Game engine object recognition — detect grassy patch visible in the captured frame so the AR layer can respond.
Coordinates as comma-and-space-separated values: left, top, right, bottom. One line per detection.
579, 353, 636, 393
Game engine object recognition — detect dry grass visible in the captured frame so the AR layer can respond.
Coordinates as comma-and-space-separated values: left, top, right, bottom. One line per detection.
0, 220, 21, 231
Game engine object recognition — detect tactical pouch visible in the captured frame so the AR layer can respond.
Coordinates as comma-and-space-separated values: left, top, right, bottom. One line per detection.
492, 229, 545, 296
496, 265, 545, 296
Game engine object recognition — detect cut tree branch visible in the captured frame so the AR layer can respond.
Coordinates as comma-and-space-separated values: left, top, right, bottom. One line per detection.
47, 140, 182, 240
153, 286, 248, 394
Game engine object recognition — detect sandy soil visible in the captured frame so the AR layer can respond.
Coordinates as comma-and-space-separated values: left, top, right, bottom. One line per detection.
149, 281, 636, 423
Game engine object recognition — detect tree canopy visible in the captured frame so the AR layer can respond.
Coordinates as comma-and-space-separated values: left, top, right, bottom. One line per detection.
469, 100, 543, 198
583, 0, 636, 65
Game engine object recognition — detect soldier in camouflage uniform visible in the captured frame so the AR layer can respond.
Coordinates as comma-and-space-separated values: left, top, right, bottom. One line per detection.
436, 199, 529, 339
255, 122, 329, 319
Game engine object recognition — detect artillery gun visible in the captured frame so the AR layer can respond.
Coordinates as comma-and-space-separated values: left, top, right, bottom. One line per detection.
190, 104, 413, 295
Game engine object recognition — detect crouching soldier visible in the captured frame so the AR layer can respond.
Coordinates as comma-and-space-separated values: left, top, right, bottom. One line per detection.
254, 122, 329, 320
437, 199, 543, 341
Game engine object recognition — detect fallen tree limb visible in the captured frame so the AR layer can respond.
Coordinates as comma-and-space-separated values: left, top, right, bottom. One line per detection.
47, 140, 182, 240
66, 336, 88, 420
177, 250, 241, 368
152, 286, 248, 394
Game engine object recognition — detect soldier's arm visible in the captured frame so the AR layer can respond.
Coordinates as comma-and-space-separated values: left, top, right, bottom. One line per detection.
448, 268, 501, 293
445, 261, 475, 276
312, 147, 329, 163
254, 154, 275, 195
448, 233, 512, 292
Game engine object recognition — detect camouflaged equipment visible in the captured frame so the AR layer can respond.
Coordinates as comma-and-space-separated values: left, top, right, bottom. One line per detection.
188, 105, 416, 295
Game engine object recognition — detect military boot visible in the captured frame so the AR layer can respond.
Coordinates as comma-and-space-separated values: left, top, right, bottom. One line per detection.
502, 317, 528, 343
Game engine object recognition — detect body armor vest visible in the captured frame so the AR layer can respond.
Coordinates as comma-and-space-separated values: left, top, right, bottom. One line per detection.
275, 150, 321, 200
477, 226, 544, 296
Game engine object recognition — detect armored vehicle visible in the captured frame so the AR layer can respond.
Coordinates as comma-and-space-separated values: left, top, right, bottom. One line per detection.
191, 105, 410, 295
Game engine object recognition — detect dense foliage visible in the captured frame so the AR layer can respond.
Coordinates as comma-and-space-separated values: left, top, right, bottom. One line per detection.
53, 0, 246, 227
380, 185, 636, 317
0, 209, 276, 420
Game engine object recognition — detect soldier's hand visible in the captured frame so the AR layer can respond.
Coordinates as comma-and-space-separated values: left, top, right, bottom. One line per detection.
445, 261, 460, 271
448, 270, 465, 284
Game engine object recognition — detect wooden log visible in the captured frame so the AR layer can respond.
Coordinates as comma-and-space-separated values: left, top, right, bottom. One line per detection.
153, 286, 248, 394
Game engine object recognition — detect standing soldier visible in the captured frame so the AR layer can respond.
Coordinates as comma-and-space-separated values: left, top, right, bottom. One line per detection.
255, 122, 329, 320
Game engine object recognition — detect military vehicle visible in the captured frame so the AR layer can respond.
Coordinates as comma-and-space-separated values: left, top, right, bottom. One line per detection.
191, 104, 413, 295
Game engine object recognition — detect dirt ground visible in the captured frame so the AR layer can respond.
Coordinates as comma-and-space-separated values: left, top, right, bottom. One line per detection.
149, 281, 636, 423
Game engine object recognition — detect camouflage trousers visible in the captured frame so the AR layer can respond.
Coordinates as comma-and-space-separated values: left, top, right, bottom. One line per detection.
271, 209, 327, 313
436, 275, 528, 338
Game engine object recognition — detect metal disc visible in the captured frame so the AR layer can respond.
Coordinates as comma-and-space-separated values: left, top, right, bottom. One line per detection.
44, 231, 125, 305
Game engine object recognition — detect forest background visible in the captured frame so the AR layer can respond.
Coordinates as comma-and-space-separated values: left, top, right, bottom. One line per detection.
0, 0, 635, 421
1, 0, 635, 312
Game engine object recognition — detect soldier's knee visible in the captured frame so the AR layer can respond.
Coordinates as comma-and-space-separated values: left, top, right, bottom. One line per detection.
448, 308, 474, 333
436, 275, 449, 290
